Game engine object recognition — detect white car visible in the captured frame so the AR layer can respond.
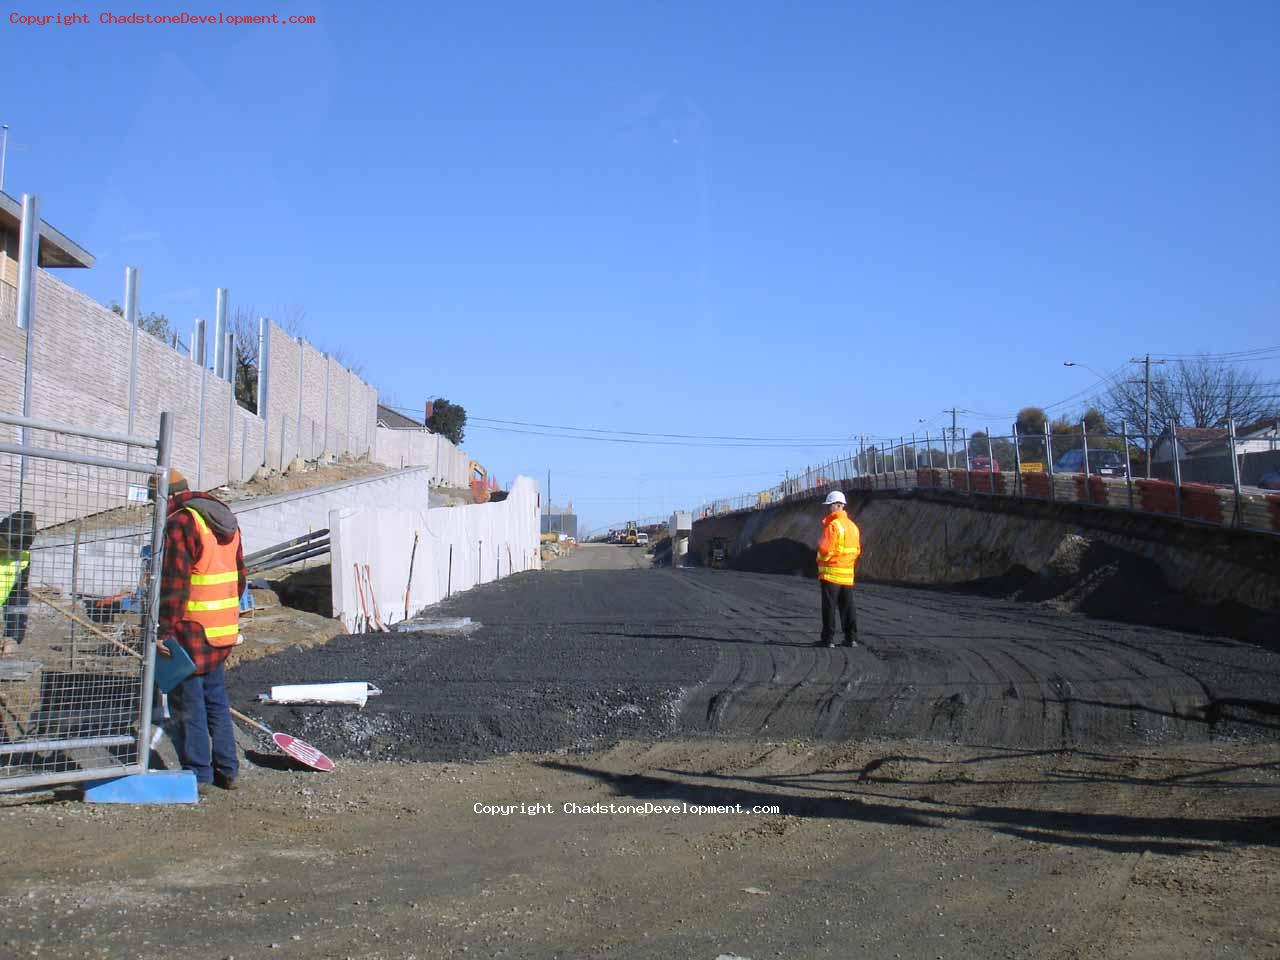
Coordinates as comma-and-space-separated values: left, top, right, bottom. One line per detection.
635, 533, 650, 547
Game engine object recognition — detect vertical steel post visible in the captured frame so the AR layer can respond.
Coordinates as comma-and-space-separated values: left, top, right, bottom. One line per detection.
225, 330, 236, 482
1011, 423, 1023, 498
257, 318, 270, 467
925, 431, 933, 470
213, 289, 228, 382
1081, 421, 1091, 504
1171, 417, 1183, 517
911, 432, 918, 472
296, 337, 305, 463
125, 267, 140, 434
195, 319, 207, 489
986, 430, 995, 494
138, 411, 174, 773
1121, 421, 1134, 510
962, 428, 971, 492
15, 194, 39, 507
323, 354, 330, 456
1227, 418, 1243, 527
1045, 422, 1055, 502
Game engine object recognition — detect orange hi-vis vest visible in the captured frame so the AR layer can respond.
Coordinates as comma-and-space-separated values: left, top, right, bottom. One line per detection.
817, 509, 861, 586
184, 508, 241, 647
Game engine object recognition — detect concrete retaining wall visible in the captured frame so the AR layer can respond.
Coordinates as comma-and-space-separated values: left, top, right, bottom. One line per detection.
231, 467, 432, 556
372, 428, 471, 487
329, 475, 541, 631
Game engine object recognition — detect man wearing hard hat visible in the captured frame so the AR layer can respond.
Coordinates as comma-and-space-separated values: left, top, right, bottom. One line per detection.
816, 490, 861, 647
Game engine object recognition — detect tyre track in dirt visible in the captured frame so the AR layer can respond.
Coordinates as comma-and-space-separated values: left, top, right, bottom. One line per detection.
228, 551, 1280, 761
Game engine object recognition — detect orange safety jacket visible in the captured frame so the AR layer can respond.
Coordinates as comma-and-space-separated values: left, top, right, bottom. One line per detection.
817, 508, 861, 586
183, 507, 242, 647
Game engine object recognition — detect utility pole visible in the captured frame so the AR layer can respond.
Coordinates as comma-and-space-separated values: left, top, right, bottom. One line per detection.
1128, 355, 1167, 479
547, 469, 552, 535
942, 408, 960, 468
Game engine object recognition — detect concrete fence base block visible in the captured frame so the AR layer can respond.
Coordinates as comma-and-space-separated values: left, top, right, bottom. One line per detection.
82, 771, 199, 804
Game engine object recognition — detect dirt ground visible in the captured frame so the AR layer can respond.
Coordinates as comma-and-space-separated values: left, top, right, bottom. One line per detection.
0, 738, 1276, 959
2, 545, 1279, 958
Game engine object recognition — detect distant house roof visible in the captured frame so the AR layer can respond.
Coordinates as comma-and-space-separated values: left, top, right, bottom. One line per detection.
0, 191, 94, 268
1174, 427, 1228, 455
377, 404, 423, 430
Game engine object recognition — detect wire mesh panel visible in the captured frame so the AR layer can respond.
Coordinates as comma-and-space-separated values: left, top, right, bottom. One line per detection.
0, 413, 170, 792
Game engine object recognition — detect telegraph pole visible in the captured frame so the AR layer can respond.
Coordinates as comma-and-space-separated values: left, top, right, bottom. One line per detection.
942, 408, 960, 468
1128, 355, 1167, 479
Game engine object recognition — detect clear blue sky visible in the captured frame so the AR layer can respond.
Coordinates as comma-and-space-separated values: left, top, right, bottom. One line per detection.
5, 2, 1278, 532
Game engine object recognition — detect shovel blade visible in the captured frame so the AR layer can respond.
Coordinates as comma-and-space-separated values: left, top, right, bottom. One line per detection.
272, 732, 335, 772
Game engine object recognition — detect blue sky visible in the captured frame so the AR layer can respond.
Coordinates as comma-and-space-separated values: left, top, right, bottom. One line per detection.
4, 2, 1278, 532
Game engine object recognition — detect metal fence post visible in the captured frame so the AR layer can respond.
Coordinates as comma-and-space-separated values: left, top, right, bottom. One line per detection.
962, 428, 971, 492
986, 430, 995, 494
1045, 422, 1055, 502
138, 411, 174, 769
125, 266, 140, 435
1121, 420, 1134, 510
296, 337, 305, 463
213, 289, 228, 384
323, 353, 331, 455
15, 193, 39, 508
1012, 423, 1023, 498
1081, 421, 1091, 504
226, 330, 236, 483
1228, 418, 1242, 527
257, 317, 271, 467
195, 319, 207, 490
924, 431, 933, 470
1171, 417, 1183, 517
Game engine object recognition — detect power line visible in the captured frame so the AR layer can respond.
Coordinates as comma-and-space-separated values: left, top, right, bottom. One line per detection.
468, 423, 858, 449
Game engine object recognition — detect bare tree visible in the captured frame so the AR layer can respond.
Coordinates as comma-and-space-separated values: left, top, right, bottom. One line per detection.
1098, 355, 1274, 434
228, 305, 260, 411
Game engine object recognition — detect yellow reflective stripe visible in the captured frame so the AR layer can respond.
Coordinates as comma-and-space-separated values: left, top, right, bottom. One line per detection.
187, 596, 240, 611
191, 570, 239, 586
202, 624, 239, 638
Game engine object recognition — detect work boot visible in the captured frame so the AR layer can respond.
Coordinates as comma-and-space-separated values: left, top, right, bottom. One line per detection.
842, 637, 859, 648
815, 639, 835, 648
213, 771, 239, 791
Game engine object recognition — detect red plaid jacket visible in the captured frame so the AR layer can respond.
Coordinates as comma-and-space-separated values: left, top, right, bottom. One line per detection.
158, 490, 246, 675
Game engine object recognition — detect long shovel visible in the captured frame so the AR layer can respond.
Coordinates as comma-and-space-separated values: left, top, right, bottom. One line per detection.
229, 708, 335, 773
32, 589, 336, 773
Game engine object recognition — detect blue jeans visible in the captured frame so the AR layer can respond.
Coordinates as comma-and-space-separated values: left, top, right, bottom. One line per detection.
168, 664, 238, 783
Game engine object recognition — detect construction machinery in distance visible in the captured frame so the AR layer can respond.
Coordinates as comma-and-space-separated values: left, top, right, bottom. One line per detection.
624, 521, 638, 546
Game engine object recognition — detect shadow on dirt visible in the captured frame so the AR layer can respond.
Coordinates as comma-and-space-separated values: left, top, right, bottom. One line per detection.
541, 757, 1280, 855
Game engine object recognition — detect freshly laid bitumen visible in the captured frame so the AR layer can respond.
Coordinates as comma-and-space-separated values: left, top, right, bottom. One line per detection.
227, 546, 1280, 763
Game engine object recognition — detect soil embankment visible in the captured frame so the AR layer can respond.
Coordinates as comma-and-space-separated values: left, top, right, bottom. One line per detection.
692, 491, 1280, 645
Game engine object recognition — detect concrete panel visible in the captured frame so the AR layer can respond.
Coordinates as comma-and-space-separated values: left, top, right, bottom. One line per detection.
329, 476, 540, 631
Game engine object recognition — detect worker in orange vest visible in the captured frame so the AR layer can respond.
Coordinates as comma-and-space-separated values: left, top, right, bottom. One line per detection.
151, 469, 246, 792
816, 490, 861, 647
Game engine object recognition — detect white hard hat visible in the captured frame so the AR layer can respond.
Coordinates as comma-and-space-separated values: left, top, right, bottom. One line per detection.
823, 490, 846, 506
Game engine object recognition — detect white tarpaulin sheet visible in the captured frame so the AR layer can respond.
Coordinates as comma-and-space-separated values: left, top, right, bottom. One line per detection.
329, 476, 541, 631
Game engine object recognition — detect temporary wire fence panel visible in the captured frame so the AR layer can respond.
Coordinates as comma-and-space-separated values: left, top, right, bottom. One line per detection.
695, 424, 1280, 537
0, 413, 170, 792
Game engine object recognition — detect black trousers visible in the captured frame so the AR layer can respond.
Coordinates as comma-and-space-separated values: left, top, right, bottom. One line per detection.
820, 580, 858, 643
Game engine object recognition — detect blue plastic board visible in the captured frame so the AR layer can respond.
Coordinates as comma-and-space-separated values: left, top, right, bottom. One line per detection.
83, 771, 199, 804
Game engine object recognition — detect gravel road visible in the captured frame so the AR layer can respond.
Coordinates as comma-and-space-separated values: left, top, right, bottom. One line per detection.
227, 546, 1280, 763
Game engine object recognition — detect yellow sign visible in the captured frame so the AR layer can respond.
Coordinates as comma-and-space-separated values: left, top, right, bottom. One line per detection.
1021, 462, 1045, 473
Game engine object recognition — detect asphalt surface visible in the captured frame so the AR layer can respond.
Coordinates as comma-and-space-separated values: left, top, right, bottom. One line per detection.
228, 546, 1280, 762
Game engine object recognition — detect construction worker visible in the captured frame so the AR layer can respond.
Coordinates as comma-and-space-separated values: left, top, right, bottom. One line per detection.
0, 511, 35, 657
815, 490, 861, 648
152, 469, 245, 791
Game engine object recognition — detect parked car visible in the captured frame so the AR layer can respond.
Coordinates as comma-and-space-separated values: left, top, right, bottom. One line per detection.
1258, 471, 1280, 491
970, 456, 1001, 471
1052, 449, 1128, 477
635, 532, 650, 547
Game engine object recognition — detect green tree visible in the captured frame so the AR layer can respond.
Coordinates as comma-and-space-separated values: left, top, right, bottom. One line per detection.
428, 398, 467, 445
110, 303, 176, 345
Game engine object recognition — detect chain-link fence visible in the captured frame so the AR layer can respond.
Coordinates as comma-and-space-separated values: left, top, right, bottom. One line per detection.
696, 417, 1280, 536
0, 412, 172, 792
